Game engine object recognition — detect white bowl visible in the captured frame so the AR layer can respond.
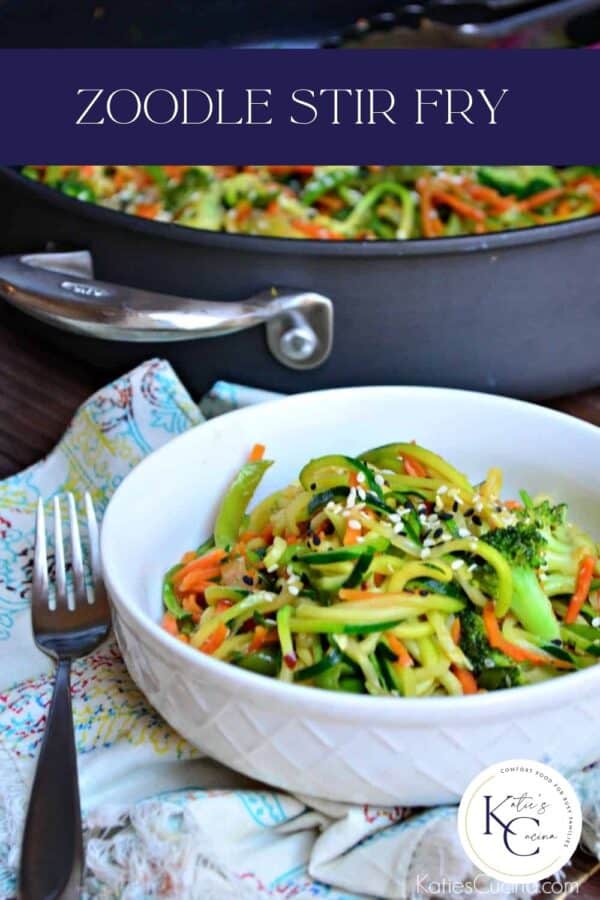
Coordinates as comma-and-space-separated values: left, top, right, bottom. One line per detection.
102, 387, 600, 805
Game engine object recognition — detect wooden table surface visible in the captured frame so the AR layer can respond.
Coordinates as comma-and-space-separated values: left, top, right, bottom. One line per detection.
1, 308, 599, 898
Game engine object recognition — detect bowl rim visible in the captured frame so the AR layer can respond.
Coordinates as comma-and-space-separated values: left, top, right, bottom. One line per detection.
102, 384, 600, 724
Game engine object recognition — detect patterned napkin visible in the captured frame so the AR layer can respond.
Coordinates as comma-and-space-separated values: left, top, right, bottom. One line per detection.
0, 359, 598, 899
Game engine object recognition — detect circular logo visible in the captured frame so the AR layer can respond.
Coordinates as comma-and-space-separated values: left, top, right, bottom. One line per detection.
458, 759, 582, 884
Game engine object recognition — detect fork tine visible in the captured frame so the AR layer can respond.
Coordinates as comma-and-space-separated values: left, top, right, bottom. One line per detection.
84, 492, 109, 613
33, 498, 48, 606
53, 496, 68, 609
67, 493, 87, 606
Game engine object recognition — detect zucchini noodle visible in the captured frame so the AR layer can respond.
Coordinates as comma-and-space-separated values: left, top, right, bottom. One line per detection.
161, 441, 600, 697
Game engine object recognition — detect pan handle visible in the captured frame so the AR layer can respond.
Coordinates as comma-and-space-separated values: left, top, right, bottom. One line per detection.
0, 251, 333, 371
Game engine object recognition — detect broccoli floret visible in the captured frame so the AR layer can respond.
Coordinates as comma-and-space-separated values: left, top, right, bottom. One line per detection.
459, 608, 522, 690
518, 500, 596, 596
479, 525, 560, 641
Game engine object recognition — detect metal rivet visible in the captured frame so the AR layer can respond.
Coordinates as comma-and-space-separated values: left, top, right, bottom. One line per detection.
278, 326, 318, 362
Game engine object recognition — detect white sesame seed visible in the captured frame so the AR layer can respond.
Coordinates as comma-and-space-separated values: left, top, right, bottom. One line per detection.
592, 617, 600, 628
420, 547, 432, 559
393, 522, 404, 533
288, 585, 300, 596
356, 471, 366, 484
357, 488, 366, 501
423, 538, 435, 547
375, 474, 385, 487
388, 513, 401, 523
438, 485, 448, 495
348, 519, 361, 531
451, 559, 464, 570
356, 536, 365, 543
468, 563, 478, 571
458, 527, 471, 538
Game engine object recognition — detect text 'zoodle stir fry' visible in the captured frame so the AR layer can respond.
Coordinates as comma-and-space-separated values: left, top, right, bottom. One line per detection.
24, 165, 600, 240
161, 443, 600, 697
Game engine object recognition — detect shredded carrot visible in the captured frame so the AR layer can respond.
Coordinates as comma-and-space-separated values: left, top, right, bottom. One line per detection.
173, 549, 227, 586
519, 187, 564, 211
416, 177, 443, 237
261, 524, 274, 543
504, 500, 523, 511
348, 471, 361, 488
339, 588, 381, 601
248, 625, 278, 652
291, 219, 343, 240
386, 632, 413, 668
248, 442, 266, 462
178, 566, 222, 593
451, 617, 461, 645
343, 522, 362, 546
431, 190, 486, 223
200, 622, 228, 655
267, 165, 314, 175
135, 202, 161, 219
482, 603, 572, 669
182, 594, 202, 622
235, 200, 253, 225
403, 455, 427, 478
565, 555, 597, 624
452, 665, 478, 694
161, 612, 179, 636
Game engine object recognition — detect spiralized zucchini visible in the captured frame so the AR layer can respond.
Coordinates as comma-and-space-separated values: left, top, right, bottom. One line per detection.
161, 443, 600, 697
24, 165, 600, 241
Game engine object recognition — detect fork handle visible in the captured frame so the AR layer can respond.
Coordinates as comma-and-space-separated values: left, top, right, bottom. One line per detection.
20, 658, 83, 900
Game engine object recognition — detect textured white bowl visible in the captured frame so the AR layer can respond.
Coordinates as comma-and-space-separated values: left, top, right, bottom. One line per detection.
102, 387, 600, 805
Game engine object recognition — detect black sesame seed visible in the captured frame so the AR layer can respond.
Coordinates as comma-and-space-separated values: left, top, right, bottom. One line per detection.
433, 527, 443, 539
418, 505, 427, 515
464, 508, 474, 518
495, 505, 502, 513
419, 589, 429, 597
242, 575, 253, 586
324, 522, 335, 535
313, 534, 321, 546
472, 515, 482, 527
452, 501, 459, 513
310, 482, 317, 490
439, 512, 453, 521
551, 638, 562, 646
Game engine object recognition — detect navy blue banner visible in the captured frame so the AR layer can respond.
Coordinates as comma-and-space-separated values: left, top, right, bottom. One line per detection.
0, 49, 598, 162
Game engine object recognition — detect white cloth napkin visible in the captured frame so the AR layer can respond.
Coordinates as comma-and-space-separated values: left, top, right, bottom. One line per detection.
0, 359, 597, 899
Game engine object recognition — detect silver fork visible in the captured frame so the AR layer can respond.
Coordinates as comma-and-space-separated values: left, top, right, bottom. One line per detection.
20, 493, 111, 900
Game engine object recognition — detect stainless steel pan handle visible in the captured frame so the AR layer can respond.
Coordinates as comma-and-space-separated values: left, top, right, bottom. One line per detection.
0, 251, 333, 371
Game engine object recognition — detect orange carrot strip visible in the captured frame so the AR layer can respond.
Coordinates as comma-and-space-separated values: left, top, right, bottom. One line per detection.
451, 618, 461, 645
386, 632, 413, 668
248, 442, 266, 462
504, 500, 523, 511
403, 455, 427, 478
431, 190, 486, 223
452, 665, 478, 694
161, 612, 179, 636
343, 522, 362, 546
173, 549, 227, 586
179, 567, 222, 593
135, 202, 161, 219
200, 622, 228, 655
565, 555, 596, 624
182, 594, 202, 622
519, 187, 565, 211
482, 603, 572, 669
291, 219, 343, 240
339, 588, 381, 601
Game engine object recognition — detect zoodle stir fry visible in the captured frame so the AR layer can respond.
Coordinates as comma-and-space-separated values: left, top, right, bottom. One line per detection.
24, 165, 600, 240
161, 443, 600, 697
